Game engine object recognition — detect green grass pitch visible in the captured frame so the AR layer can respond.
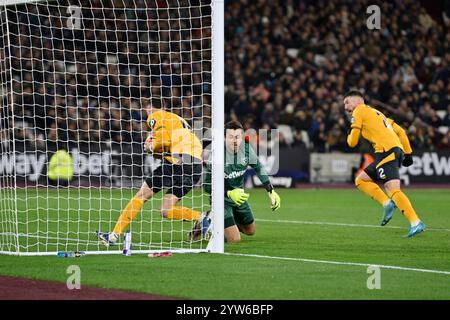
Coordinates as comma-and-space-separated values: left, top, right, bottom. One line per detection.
1, 187, 450, 299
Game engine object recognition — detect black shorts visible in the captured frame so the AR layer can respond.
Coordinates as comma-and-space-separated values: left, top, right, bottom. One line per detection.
145, 159, 202, 198
364, 147, 404, 182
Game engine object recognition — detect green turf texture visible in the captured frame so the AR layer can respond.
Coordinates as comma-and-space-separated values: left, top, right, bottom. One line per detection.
1, 187, 212, 253
1, 188, 450, 299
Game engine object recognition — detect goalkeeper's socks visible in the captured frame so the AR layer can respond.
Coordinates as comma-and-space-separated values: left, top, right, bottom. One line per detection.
113, 197, 145, 235
167, 206, 200, 221
387, 189, 420, 225
355, 178, 389, 206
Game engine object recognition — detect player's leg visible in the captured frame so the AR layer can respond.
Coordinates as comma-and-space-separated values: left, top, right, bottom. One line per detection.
96, 161, 167, 246
157, 161, 208, 241
163, 162, 206, 222
225, 225, 241, 243
355, 162, 395, 225
224, 203, 241, 243
382, 149, 425, 237
96, 181, 155, 246
384, 179, 425, 237
355, 166, 390, 206
113, 182, 154, 234
232, 201, 256, 239
237, 222, 255, 236
161, 192, 212, 240
162, 193, 201, 220
187, 209, 212, 241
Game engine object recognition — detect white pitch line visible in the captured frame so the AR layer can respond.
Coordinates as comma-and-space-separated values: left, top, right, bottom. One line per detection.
255, 218, 450, 232
0, 233, 201, 250
223, 252, 450, 276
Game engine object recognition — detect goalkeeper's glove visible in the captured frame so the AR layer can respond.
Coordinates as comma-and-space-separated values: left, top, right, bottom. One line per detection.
402, 154, 413, 167
227, 188, 250, 206
268, 189, 281, 211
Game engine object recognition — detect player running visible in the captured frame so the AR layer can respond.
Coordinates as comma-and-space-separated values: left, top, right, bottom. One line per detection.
344, 90, 425, 237
96, 97, 209, 246
189, 120, 281, 243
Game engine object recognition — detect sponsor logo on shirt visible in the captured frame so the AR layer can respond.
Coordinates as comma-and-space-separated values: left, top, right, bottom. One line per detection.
225, 170, 246, 179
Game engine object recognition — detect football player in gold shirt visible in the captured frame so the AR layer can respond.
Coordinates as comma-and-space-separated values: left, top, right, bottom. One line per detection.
96, 97, 209, 246
344, 90, 425, 237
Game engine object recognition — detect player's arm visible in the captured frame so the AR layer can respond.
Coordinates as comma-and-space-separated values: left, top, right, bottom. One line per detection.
390, 120, 412, 154
202, 156, 248, 208
390, 119, 413, 166
248, 144, 280, 211
347, 107, 362, 148
204, 154, 249, 206
153, 129, 170, 152
144, 115, 169, 154
144, 129, 167, 154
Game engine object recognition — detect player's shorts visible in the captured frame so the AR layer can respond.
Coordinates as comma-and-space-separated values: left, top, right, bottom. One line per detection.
145, 158, 202, 198
364, 147, 404, 182
224, 198, 255, 229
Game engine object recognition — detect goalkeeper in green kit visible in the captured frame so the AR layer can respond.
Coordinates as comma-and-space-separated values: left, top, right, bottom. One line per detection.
189, 120, 281, 243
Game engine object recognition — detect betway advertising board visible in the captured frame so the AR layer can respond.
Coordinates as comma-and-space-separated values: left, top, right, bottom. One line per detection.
308, 151, 450, 184
0, 147, 158, 187
1, 148, 450, 185
399, 151, 450, 184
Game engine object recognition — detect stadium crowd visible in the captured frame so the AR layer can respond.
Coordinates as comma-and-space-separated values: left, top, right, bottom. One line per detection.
3, 0, 211, 151
225, 0, 450, 152
2, 0, 450, 153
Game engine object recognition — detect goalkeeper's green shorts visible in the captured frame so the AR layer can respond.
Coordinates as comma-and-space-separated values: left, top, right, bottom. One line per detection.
224, 199, 254, 228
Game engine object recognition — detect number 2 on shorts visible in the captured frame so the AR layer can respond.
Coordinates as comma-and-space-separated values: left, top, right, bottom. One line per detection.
378, 168, 386, 180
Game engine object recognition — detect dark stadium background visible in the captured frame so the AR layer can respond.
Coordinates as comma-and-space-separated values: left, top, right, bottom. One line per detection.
1, 0, 449, 186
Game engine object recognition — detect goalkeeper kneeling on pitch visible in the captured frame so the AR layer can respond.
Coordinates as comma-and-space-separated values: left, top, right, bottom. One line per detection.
189, 120, 281, 243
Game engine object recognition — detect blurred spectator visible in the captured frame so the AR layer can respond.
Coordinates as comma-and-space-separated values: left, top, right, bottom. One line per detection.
225, 0, 450, 152
442, 105, 450, 126
438, 132, 450, 149
310, 120, 328, 152
2, 0, 450, 154
4, 0, 211, 151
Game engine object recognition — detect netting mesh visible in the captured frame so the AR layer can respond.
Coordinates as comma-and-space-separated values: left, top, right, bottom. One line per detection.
0, 0, 213, 254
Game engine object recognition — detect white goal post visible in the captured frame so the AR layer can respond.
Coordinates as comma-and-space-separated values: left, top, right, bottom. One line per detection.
0, 0, 224, 256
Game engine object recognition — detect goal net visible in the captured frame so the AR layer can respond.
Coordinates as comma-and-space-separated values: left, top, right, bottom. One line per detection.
0, 0, 224, 256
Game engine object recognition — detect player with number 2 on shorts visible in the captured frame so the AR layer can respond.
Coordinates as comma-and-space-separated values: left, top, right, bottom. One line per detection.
343, 90, 425, 237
